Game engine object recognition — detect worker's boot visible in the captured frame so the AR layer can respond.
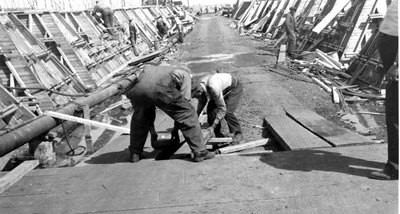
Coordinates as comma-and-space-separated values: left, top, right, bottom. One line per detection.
130, 153, 143, 163
370, 162, 399, 180
232, 132, 243, 145
193, 150, 215, 162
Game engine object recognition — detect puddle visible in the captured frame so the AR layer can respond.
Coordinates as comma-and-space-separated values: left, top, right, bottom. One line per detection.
185, 52, 264, 73
340, 102, 386, 137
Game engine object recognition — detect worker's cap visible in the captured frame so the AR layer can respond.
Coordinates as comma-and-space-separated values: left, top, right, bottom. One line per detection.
289, 6, 297, 11
192, 75, 210, 98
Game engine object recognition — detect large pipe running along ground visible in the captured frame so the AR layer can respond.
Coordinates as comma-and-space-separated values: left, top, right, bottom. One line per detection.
0, 41, 178, 157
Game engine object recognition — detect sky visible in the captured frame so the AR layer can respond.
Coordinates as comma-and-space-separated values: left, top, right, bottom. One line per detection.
185, 0, 238, 6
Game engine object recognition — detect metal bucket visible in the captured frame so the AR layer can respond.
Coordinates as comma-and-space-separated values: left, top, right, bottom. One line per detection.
151, 138, 172, 150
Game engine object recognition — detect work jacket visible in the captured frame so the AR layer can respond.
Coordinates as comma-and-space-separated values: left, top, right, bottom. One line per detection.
284, 13, 297, 38
127, 65, 192, 102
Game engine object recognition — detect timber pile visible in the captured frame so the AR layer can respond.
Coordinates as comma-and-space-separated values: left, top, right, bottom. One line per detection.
231, 0, 389, 91
268, 47, 385, 115
0, 4, 196, 159
231, 0, 390, 118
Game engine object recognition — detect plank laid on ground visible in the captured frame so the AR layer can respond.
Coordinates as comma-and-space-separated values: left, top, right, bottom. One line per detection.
207, 137, 232, 145
264, 114, 332, 151
285, 108, 374, 147
217, 139, 269, 154
0, 160, 39, 194
44, 111, 130, 134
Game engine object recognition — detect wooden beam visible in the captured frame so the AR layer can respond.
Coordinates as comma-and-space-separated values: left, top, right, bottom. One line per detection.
277, 44, 286, 64
285, 108, 374, 147
207, 137, 232, 145
264, 114, 331, 151
217, 139, 269, 154
311, 77, 332, 93
44, 111, 130, 134
219, 150, 273, 156
0, 160, 39, 194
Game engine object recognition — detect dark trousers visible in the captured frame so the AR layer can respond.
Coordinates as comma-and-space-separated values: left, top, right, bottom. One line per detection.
207, 80, 243, 135
377, 32, 399, 165
129, 86, 206, 155
102, 9, 114, 35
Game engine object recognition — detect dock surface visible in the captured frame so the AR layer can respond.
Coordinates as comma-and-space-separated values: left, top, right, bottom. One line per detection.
0, 143, 397, 213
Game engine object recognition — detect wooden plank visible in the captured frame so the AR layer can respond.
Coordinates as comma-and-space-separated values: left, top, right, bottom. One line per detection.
217, 139, 269, 154
285, 108, 374, 147
0, 160, 39, 194
264, 114, 332, 151
277, 44, 286, 64
207, 137, 232, 145
0, 84, 19, 106
44, 111, 130, 134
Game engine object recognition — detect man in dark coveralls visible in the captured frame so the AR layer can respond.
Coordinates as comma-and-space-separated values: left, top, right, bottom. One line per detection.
92, 0, 114, 35
126, 65, 215, 163
284, 6, 298, 58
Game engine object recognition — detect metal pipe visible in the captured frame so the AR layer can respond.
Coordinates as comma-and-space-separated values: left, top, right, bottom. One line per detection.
0, 73, 136, 157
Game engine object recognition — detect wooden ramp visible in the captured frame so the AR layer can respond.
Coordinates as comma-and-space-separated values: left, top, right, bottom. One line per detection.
40, 13, 96, 88
286, 108, 374, 147
264, 114, 332, 150
69, 12, 102, 46
0, 144, 396, 213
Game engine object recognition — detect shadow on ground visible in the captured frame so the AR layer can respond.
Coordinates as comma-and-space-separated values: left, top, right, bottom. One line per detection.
81, 148, 159, 164
240, 149, 384, 178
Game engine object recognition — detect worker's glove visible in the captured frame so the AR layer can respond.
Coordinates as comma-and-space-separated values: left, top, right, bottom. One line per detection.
206, 124, 216, 138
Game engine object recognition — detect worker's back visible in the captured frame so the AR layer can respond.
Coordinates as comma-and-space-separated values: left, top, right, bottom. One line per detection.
127, 66, 181, 101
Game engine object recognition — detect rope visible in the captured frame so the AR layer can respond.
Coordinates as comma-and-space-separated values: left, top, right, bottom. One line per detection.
61, 120, 86, 156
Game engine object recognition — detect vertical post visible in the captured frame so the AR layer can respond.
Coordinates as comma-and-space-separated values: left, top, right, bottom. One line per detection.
9, 74, 16, 96
82, 105, 94, 154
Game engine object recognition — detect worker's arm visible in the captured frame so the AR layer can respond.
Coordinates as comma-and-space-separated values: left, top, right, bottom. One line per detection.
172, 69, 192, 101
196, 94, 207, 116
208, 86, 226, 128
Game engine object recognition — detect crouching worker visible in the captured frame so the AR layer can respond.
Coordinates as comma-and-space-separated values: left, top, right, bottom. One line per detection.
92, 0, 114, 35
126, 65, 215, 163
193, 73, 244, 145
